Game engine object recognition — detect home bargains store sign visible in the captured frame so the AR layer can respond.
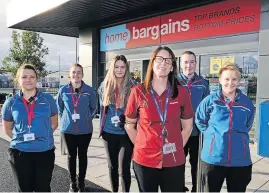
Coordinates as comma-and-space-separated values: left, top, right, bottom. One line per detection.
100, 0, 260, 51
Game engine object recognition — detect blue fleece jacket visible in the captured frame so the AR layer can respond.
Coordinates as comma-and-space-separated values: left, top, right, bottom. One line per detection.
195, 89, 255, 167
56, 81, 97, 134
178, 72, 210, 136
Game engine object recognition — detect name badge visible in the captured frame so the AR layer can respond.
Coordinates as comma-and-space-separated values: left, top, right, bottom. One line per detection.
163, 143, 177, 155
111, 116, 120, 126
72, 113, 80, 121
24, 133, 35, 142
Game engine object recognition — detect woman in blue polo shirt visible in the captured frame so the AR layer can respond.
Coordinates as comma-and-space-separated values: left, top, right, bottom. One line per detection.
56, 63, 97, 192
98, 55, 134, 192
2, 64, 58, 192
195, 63, 255, 192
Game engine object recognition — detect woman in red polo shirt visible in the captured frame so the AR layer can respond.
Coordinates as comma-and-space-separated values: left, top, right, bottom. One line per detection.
124, 46, 193, 192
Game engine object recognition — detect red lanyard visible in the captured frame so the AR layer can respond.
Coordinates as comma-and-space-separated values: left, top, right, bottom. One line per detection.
70, 88, 81, 112
115, 86, 120, 115
187, 81, 192, 95
22, 98, 35, 128
221, 94, 235, 109
181, 74, 195, 96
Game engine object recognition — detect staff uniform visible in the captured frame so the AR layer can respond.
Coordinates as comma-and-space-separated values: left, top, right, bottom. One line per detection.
2, 90, 58, 192
195, 89, 255, 192
177, 72, 210, 192
124, 84, 193, 192
57, 81, 97, 188
98, 81, 133, 192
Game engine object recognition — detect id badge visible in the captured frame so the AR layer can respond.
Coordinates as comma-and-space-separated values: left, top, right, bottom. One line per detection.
163, 143, 177, 155
23, 133, 35, 142
111, 116, 120, 125
72, 113, 80, 121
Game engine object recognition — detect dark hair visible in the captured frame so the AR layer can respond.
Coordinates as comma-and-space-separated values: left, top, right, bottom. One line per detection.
144, 46, 178, 99
181, 51, 196, 62
70, 63, 84, 75
114, 55, 128, 64
15, 64, 38, 84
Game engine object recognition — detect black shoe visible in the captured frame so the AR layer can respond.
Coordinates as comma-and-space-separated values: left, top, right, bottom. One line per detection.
78, 187, 86, 192
78, 182, 85, 193
191, 187, 197, 192
69, 183, 78, 193
184, 186, 189, 192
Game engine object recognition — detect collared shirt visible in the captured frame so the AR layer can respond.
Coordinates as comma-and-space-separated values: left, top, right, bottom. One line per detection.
98, 81, 133, 135
2, 90, 58, 152
125, 84, 193, 168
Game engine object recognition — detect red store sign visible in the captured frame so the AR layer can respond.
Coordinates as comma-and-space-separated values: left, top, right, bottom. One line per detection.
100, 0, 261, 51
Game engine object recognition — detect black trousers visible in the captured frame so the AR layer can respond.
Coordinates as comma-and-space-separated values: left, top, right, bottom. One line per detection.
184, 135, 199, 192
8, 148, 55, 192
133, 161, 184, 192
62, 133, 92, 185
102, 132, 133, 192
201, 161, 252, 192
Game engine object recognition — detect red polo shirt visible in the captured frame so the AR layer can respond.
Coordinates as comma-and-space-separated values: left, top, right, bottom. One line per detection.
125, 84, 193, 168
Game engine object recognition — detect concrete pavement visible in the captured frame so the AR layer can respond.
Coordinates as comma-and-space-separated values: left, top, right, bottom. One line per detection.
0, 137, 107, 192
1, 119, 269, 192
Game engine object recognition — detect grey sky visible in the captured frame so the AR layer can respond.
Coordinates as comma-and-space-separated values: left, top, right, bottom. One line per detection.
0, 0, 77, 72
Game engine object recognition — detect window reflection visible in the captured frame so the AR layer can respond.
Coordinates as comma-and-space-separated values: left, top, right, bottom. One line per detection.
200, 53, 258, 103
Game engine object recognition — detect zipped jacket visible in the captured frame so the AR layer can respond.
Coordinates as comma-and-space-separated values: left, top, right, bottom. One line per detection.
178, 72, 210, 136
195, 89, 255, 166
57, 81, 97, 134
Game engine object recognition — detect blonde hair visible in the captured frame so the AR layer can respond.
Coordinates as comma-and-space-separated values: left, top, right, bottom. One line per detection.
14, 64, 38, 84
102, 55, 130, 107
219, 62, 241, 79
69, 63, 84, 75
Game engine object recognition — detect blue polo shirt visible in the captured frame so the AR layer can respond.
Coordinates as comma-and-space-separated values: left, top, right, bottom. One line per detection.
98, 81, 134, 135
2, 90, 58, 152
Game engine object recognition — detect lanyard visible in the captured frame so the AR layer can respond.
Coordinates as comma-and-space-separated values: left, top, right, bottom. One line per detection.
187, 80, 192, 93
222, 94, 234, 109
115, 86, 120, 116
182, 76, 193, 95
150, 88, 170, 127
180, 73, 197, 95
22, 98, 35, 128
70, 88, 81, 112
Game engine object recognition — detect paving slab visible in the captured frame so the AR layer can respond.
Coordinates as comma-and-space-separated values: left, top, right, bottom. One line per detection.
1, 120, 269, 192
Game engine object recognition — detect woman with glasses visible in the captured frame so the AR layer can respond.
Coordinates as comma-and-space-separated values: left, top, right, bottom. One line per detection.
56, 64, 97, 192
98, 55, 134, 192
124, 46, 193, 192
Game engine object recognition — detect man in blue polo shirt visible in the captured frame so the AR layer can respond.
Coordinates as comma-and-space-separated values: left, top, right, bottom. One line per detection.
178, 51, 210, 192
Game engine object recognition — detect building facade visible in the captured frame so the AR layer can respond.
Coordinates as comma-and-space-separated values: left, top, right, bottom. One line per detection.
6, 0, 269, 139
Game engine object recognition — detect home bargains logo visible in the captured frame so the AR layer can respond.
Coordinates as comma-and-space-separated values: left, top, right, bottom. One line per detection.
100, 0, 260, 51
